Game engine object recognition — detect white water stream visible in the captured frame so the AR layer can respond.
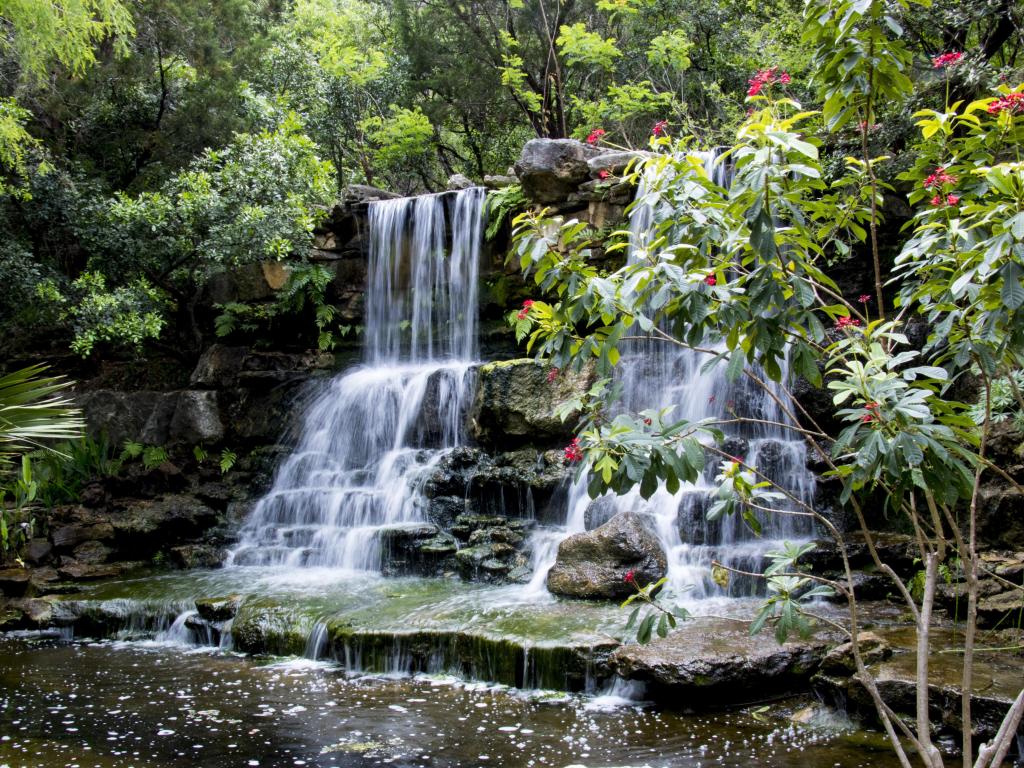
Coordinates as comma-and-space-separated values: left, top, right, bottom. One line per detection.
226, 188, 485, 570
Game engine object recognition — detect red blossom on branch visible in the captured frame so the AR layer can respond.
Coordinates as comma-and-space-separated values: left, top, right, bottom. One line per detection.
835, 316, 861, 329
932, 52, 964, 69
546, 367, 560, 383
861, 413, 875, 423
987, 92, 1024, 115
930, 193, 960, 207
652, 119, 669, 136
598, 169, 611, 180
624, 570, 636, 584
516, 299, 535, 320
704, 275, 717, 286
564, 437, 584, 463
586, 128, 606, 145
858, 294, 872, 304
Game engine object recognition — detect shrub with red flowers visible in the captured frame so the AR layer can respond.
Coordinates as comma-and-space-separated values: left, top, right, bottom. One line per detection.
585, 128, 606, 145
747, 67, 791, 97
931, 51, 964, 69
923, 167, 957, 189
987, 91, 1024, 115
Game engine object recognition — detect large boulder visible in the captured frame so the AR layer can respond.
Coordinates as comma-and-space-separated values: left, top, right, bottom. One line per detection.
547, 512, 667, 599
514, 139, 605, 203
470, 359, 594, 448
168, 390, 224, 444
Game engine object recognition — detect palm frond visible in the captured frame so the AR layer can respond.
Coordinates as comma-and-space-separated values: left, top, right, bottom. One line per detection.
0, 364, 85, 459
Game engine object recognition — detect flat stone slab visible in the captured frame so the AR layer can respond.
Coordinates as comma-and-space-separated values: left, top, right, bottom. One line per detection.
610, 617, 837, 704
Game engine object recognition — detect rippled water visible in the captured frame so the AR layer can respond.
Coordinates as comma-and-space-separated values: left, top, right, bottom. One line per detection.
0, 638, 901, 768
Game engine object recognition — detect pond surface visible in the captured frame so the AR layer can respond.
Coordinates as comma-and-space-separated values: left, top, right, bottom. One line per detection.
0, 637, 901, 768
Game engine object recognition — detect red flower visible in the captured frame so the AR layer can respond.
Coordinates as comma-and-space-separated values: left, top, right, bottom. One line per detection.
835, 316, 861, 329
932, 52, 964, 69
643, 417, 652, 426
546, 367, 560, 383
858, 294, 871, 304
866, 402, 880, 411
704, 275, 717, 286
624, 570, 636, 584
598, 169, 611, 180
516, 299, 535, 321
924, 167, 957, 189
931, 193, 961, 208
861, 413, 875, 423
564, 437, 584, 463
988, 92, 1024, 115
586, 128, 606, 145
747, 67, 790, 97
652, 119, 669, 136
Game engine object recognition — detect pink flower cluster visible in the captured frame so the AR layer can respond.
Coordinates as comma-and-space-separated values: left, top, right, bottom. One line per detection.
748, 67, 791, 97
546, 367, 560, 383
931, 194, 960, 207
835, 316, 861, 330
586, 128, 606, 145
704, 275, 717, 286
988, 92, 1024, 116
932, 52, 964, 69
516, 299, 534, 320
923, 167, 957, 190
652, 119, 669, 136
564, 437, 584, 463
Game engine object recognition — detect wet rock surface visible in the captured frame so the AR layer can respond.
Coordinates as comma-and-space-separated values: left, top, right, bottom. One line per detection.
547, 512, 667, 599
814, 625, 1024, 749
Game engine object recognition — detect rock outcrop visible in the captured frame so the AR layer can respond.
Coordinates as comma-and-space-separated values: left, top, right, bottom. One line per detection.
470, 359, 594, 448
547, 512, 667, 599
514, 139, 605, 203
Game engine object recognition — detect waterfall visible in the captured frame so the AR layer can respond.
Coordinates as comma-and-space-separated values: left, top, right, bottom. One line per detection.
530, 150, 815, 602
227, 188, 485, 570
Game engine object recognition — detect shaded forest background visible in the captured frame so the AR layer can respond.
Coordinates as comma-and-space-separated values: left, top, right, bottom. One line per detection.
0, 0, 1020, 362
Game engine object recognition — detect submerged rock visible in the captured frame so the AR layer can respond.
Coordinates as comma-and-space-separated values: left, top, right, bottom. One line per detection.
547, 512, 667, 600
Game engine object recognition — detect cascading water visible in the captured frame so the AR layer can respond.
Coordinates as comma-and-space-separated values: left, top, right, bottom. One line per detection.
528, 150, 816, 602
227, 188, 485, 571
